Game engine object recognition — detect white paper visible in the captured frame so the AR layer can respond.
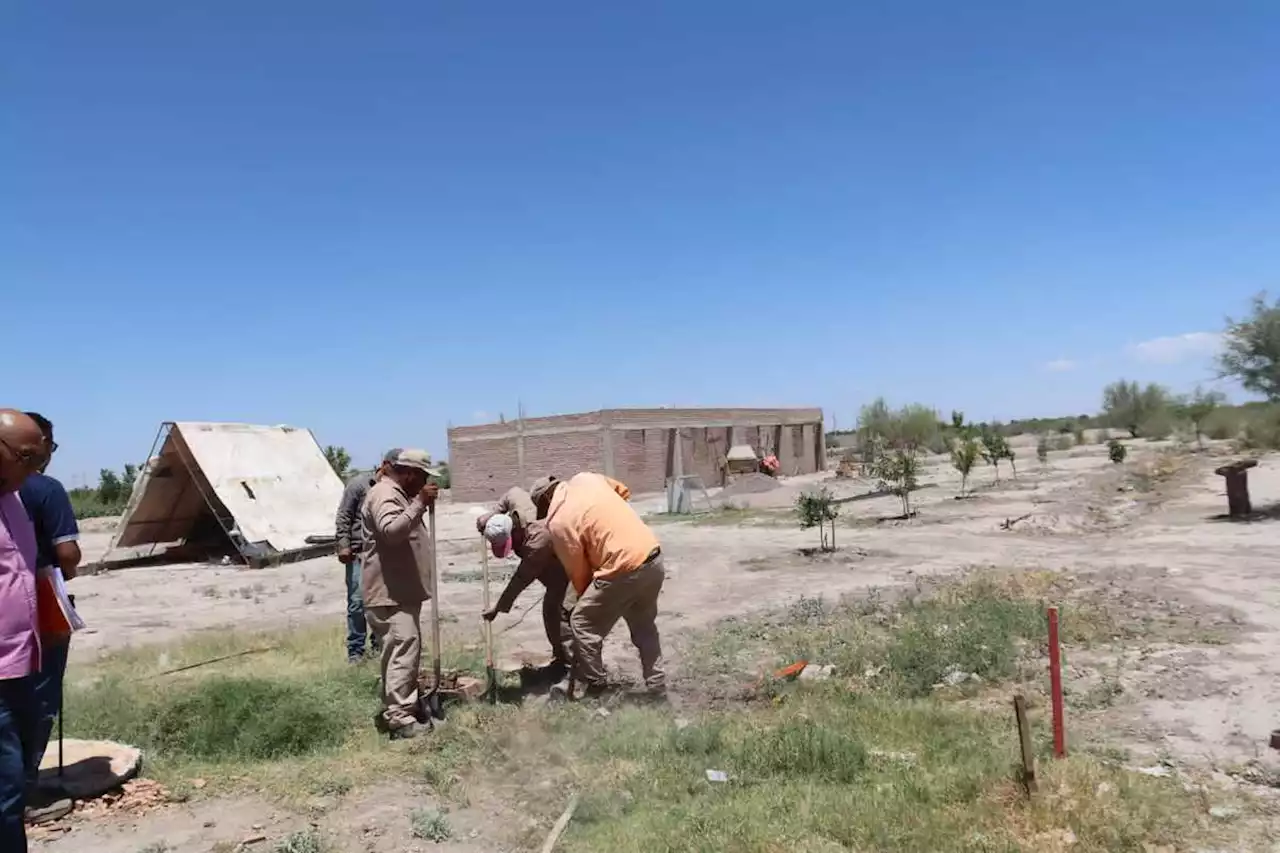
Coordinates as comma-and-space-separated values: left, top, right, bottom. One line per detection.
39, 566, 86, 632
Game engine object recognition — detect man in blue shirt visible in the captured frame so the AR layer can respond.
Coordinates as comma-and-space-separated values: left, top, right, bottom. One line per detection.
18, 413, 79, 824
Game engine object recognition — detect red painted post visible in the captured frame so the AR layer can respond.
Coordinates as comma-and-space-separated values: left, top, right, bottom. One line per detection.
1047, 606, 1066, 758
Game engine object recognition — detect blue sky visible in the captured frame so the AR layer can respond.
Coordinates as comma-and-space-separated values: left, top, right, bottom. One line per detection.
5, 2, 1278, 484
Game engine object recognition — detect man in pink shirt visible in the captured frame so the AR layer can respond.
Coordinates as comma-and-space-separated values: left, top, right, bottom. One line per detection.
0, 409, 48, 850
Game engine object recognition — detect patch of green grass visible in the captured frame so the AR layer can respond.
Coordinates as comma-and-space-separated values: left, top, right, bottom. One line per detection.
410, 807, 452, 842
68, 671, 368, 761
561, 693, 1202, 853
62, 622, 489, 800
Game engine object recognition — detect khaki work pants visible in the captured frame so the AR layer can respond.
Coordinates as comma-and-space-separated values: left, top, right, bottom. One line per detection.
570, 555, 665, 691
366, 603, 424, 730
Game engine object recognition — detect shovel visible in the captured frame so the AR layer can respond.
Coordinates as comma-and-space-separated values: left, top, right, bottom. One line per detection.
480, 540, 497, 704
424, 503, 446, 720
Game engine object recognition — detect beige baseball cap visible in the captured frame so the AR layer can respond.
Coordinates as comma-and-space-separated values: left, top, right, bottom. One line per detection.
391, 448, 442, 476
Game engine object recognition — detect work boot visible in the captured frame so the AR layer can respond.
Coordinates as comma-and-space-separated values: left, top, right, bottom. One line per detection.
548, 678, 571, 702
24, 788, 73, 825
389, 720, 430, 741
579, 682, 614, 701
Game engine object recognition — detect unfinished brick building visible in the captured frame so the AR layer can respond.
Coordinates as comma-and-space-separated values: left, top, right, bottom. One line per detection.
448, 407, 826, 503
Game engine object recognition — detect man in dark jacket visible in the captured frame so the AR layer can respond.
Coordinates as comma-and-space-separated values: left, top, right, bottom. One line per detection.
334, 448, 400, 663
478, 502, 572, 677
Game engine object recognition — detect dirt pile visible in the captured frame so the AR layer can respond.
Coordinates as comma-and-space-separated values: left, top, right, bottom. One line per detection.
719, 473, 782, 499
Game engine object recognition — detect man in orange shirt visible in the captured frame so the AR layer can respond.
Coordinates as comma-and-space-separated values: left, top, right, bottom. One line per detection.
530, 473, 665, 699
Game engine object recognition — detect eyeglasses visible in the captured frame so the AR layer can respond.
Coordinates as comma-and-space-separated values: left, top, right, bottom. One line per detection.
0, 437, 49, 471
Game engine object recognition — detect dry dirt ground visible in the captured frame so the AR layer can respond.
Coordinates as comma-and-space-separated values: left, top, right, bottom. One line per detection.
38, 438, 1280, 850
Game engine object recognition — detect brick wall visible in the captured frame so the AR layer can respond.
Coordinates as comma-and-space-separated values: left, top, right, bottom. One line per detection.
448, 407, 824, 502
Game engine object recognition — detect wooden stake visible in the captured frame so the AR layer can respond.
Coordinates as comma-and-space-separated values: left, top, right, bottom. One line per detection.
1047, 606, 1066, 757
1013, 694, 1037, 795
539, 793, 580, 853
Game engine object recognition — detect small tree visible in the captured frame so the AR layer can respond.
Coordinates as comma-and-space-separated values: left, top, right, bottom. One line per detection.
980, 430, 1011, 484
1108, 438, 1127, 464
869, 445, 922, 517
323, 445, 352, 480
1173, 386, 1227, 449
1036, 435, 1050, 465
951, 435, 981, 496
1219, 292, 1280, 401
796, 487, 839, 551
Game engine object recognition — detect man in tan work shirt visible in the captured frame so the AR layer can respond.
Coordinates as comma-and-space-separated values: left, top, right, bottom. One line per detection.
530, 473, 665, 699
476, 494, 572, 676
360, 449, 440, 739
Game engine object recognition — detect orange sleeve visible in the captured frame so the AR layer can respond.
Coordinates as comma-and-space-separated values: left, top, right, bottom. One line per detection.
604, 477, 632, 501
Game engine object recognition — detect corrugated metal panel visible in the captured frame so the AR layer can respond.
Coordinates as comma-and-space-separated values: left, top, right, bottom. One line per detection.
112, 422, 343, 555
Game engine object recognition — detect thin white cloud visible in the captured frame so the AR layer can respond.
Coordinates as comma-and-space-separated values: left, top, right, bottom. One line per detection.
472, 410, 490, 422
1044, 358, 1076, 372
1128, 331, 1222, 365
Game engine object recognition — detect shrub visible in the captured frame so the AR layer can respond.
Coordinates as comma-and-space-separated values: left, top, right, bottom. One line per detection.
1102, 380, 1171, 438
857, 399, 940, 459
1203, 407, 1241, 440
1240, 410, 1280, 450
1073, 425, 1088, 446
1108, 439, 1127, 464
1052, 435, 1073, 452
1173, 386, 1228, 449
1138, 411, 1174, 441
1036, 435, 1049, 464
411, 808, 452, 842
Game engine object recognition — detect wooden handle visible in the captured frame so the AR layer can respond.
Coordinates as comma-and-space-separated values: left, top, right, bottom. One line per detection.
481, 540, 495, 669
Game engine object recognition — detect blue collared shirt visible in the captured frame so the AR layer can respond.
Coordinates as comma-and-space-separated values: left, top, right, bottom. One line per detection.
19, 473, 79, 571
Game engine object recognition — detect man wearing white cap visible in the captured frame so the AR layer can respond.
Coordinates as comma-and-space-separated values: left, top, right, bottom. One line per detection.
360, 449, 440, 739
476, 504, 572, 676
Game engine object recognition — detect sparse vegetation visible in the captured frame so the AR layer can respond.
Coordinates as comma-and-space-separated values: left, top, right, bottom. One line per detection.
1102, 380, 1171, 439
1108, 438, 1128, 463
1173, 386, 1228, 449
274, 830, 328, 853
69, 464, 138, 519
322, 445, 352, 480
410, 808, 453, 842
796, 487, 839, 551
70, 568, 1230, 853
1036, 434, 1050, 464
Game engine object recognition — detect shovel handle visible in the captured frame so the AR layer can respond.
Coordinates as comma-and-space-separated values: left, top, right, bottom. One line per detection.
481, 541, 495, 669
428, 503, 442, 677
